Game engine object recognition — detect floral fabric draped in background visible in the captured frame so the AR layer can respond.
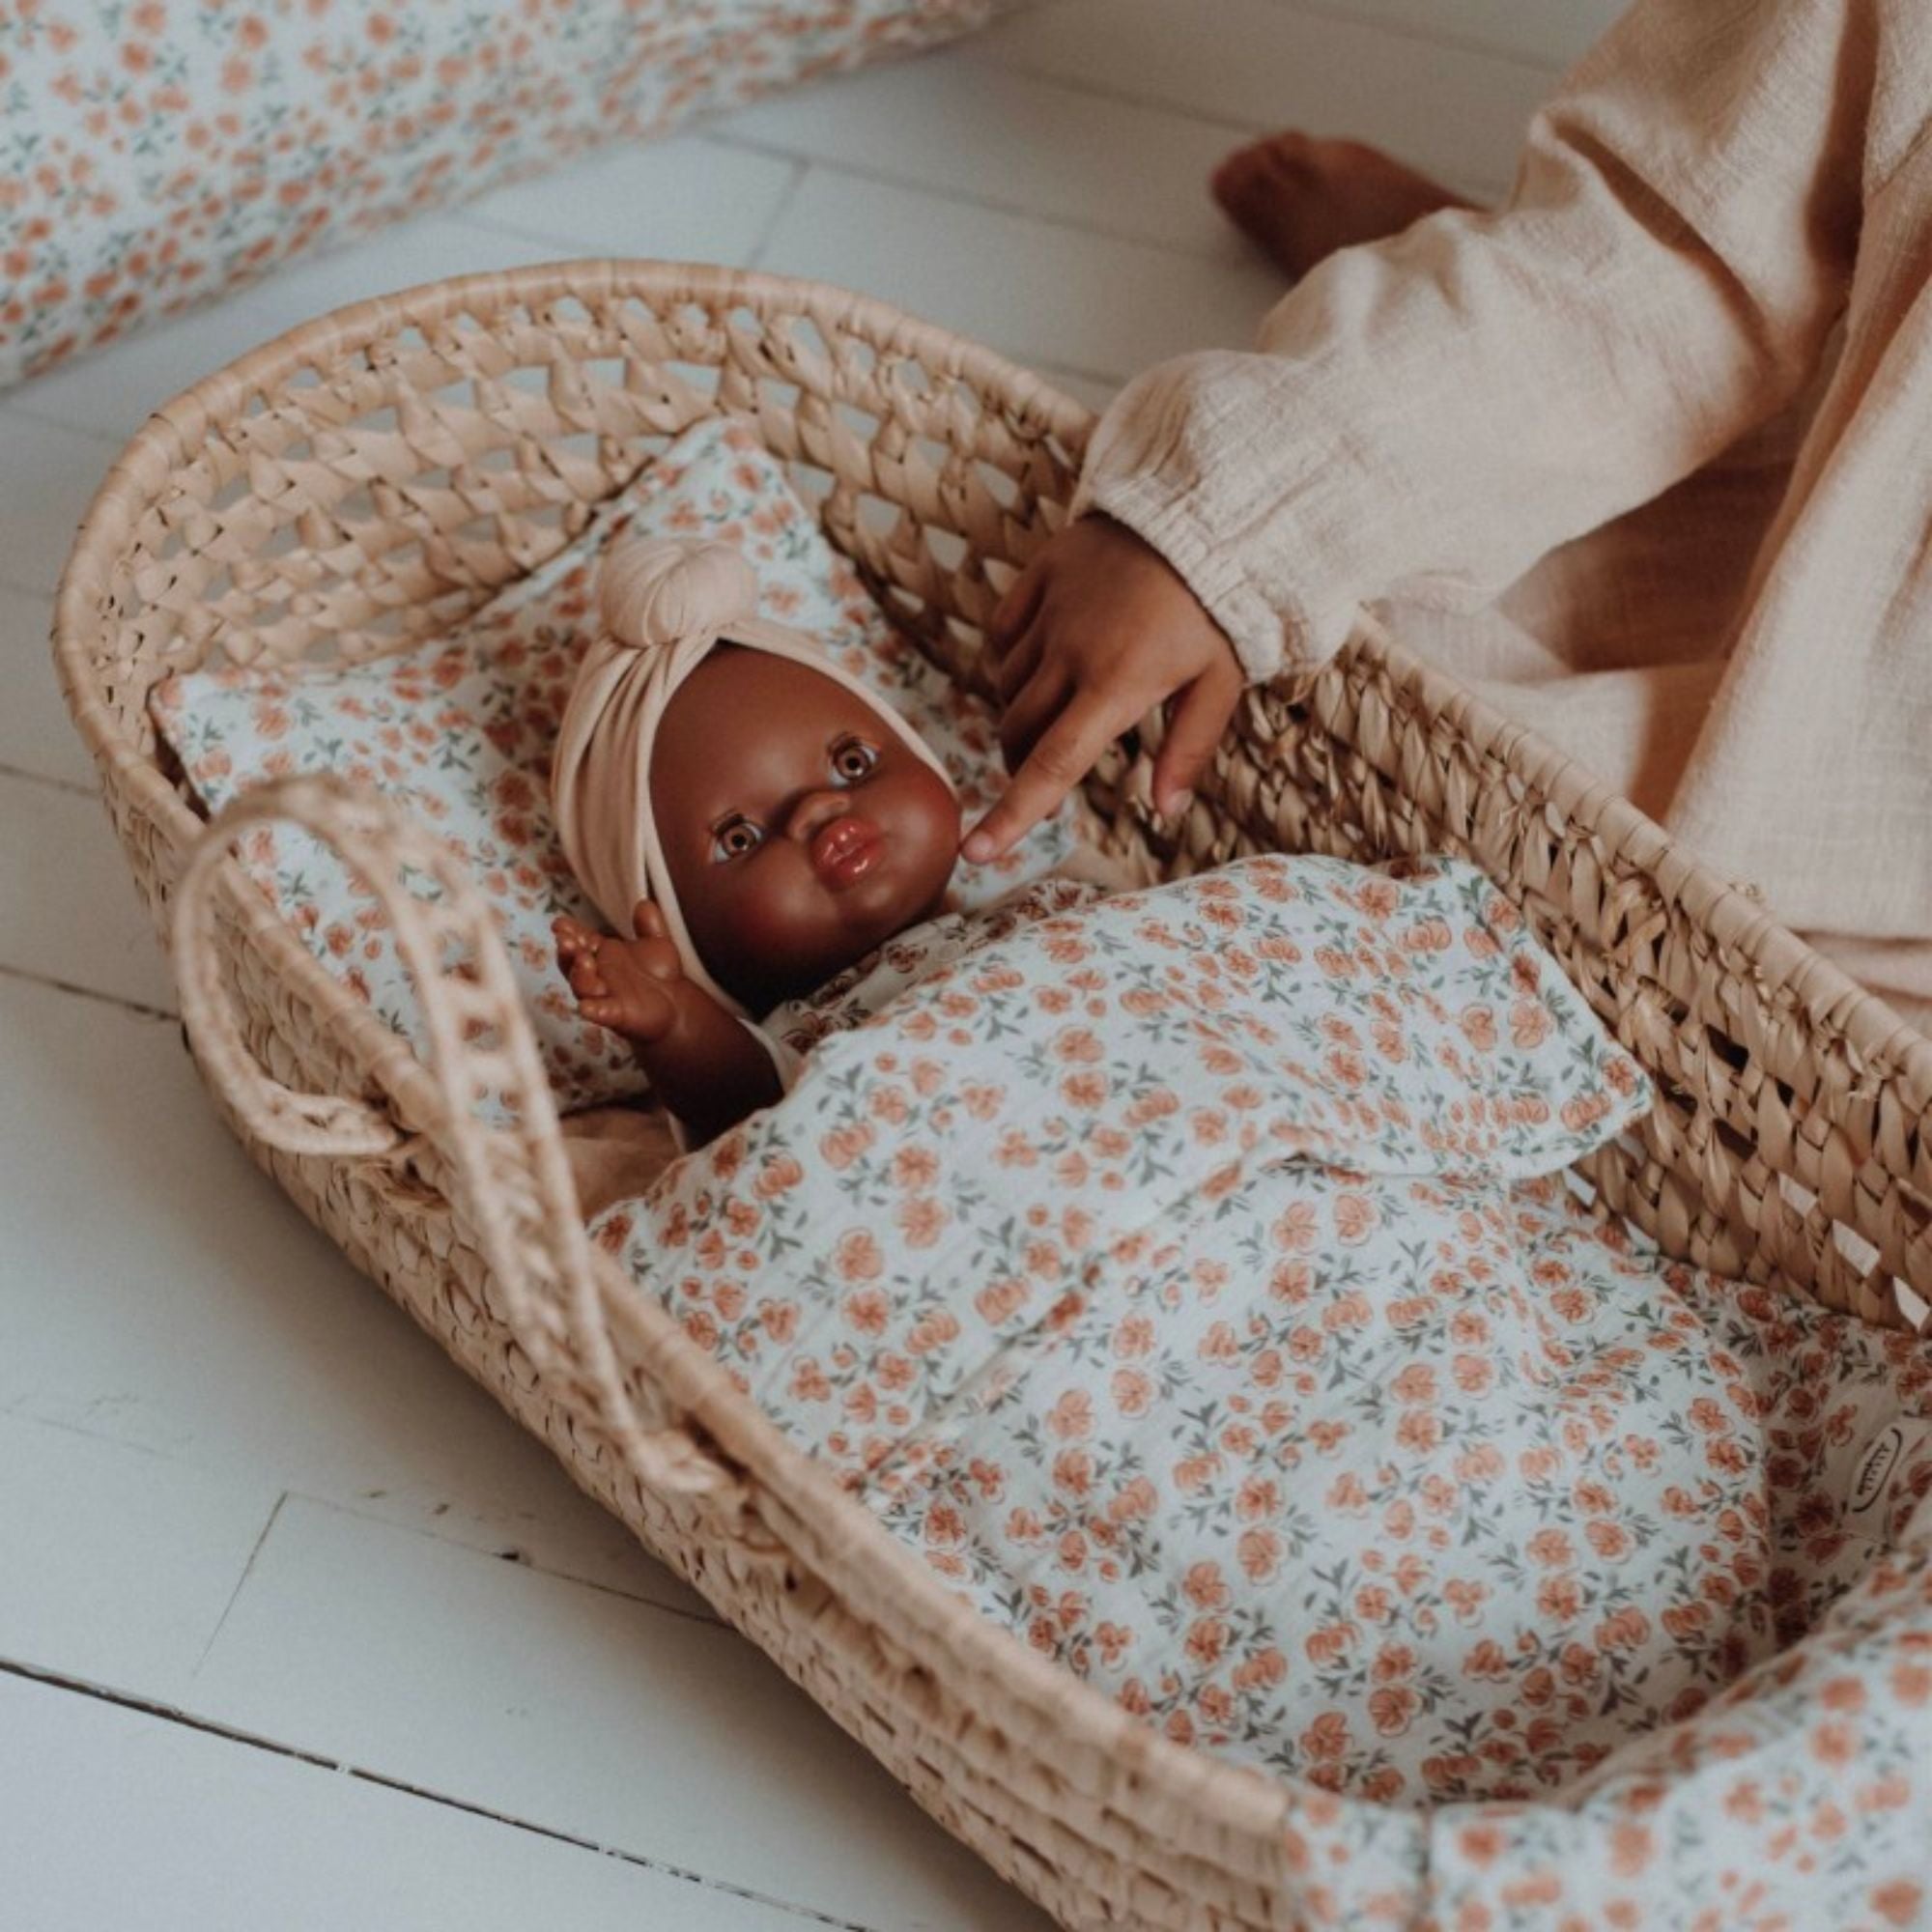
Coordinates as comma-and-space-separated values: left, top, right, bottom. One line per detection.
0, 0, 1007, 388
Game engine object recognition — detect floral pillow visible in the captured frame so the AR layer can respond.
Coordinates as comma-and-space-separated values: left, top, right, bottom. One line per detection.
152, 414, 1090, 1113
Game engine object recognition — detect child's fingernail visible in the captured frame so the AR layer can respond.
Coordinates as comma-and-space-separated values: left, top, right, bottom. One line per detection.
1165, 789, 1194, 819
962, 832, 992, 863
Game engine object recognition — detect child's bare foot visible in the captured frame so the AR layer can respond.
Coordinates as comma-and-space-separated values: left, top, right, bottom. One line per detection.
1210, 130, 1477, 279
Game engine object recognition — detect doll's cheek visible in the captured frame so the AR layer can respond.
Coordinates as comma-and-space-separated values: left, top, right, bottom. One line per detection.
876, 767, 960, 845
703, 858, 830, 967
910, 785, 965, 870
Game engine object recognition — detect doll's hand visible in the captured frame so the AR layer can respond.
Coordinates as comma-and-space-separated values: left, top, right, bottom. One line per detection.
554, 901, 688, 1043
962, 513, 1242, 864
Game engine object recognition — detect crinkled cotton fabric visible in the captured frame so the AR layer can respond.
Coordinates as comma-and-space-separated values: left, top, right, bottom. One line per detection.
855, 1172, 1932, 1804
151, 414, 1097, 1113
1075, 0, 1932, 1026
754, 871, 1105, 1086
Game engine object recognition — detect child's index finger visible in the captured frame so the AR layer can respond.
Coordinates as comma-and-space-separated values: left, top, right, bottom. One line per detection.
962, 691, 1122, 863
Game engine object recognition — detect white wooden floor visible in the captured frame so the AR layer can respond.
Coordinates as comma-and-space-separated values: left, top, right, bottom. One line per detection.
0, 3, 1624, 1925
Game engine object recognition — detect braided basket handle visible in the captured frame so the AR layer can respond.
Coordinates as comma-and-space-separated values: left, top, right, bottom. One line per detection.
172, 775, 747, 1509
174, 816, 407, 1162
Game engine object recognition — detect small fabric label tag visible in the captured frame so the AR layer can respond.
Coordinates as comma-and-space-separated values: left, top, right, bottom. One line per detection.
1845, 1414, 1932, 1531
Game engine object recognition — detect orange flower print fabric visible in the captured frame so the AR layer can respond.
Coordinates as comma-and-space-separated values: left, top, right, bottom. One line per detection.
755, 872, 1105, 1084
0, 0, 1007, 388
595, 849, 1932, 1925
609, 851, 1657, 1485
867, 1179, 1929, 1803
151, 416, 1092, 1113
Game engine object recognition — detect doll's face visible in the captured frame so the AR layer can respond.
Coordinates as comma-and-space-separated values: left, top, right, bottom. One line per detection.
649, 645, 961, 1012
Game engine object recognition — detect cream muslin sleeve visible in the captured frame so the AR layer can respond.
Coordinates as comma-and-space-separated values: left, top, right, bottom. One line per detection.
1073, 0, 1887, 681
1073, 0, 1932, 1017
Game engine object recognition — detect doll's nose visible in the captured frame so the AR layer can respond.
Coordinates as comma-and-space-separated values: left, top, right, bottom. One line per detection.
784, 788, 853, 844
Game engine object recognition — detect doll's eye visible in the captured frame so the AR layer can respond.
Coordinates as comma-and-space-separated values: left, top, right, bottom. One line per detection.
831, 737, 879, 782
712, 815, 763, 861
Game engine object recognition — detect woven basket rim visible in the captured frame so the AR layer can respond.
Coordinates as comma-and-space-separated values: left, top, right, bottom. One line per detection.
1329, 615, 1932, 1086
53, 256, 1932, 1097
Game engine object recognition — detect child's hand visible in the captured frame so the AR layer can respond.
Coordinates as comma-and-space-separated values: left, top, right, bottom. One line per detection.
554, 901, 688, 1043
962, 513, 1242, 864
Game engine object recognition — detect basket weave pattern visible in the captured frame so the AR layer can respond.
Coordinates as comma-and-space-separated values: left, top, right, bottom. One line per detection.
55, 261, 1932, 1930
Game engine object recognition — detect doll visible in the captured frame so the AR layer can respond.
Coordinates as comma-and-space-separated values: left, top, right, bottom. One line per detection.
550, 534, 1048, 1148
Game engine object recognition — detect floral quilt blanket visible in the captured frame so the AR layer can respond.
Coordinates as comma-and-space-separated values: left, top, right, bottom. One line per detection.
593, 852, 1932, 1900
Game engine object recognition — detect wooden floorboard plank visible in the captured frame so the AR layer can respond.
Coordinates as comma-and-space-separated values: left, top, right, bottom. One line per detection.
978, 0, 1556, 191
0, 1670, 835, 1932
0, 973, 709, 1616
187, 1495, 1053, 1931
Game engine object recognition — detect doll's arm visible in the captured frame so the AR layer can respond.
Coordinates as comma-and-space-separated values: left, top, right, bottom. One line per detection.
555, 905, 782, 1148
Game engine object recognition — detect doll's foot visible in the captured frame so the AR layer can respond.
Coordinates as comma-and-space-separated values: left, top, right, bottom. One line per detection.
1210, 130, 1477, 278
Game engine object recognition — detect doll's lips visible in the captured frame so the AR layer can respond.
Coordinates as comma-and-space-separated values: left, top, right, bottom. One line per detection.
810, 813, 885, 889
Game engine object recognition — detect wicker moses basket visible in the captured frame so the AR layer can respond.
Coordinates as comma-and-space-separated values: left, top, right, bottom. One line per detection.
55, 262, 1932, 1930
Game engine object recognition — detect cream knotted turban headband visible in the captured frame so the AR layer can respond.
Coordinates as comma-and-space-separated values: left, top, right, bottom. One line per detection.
550, 534, 956, 1019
